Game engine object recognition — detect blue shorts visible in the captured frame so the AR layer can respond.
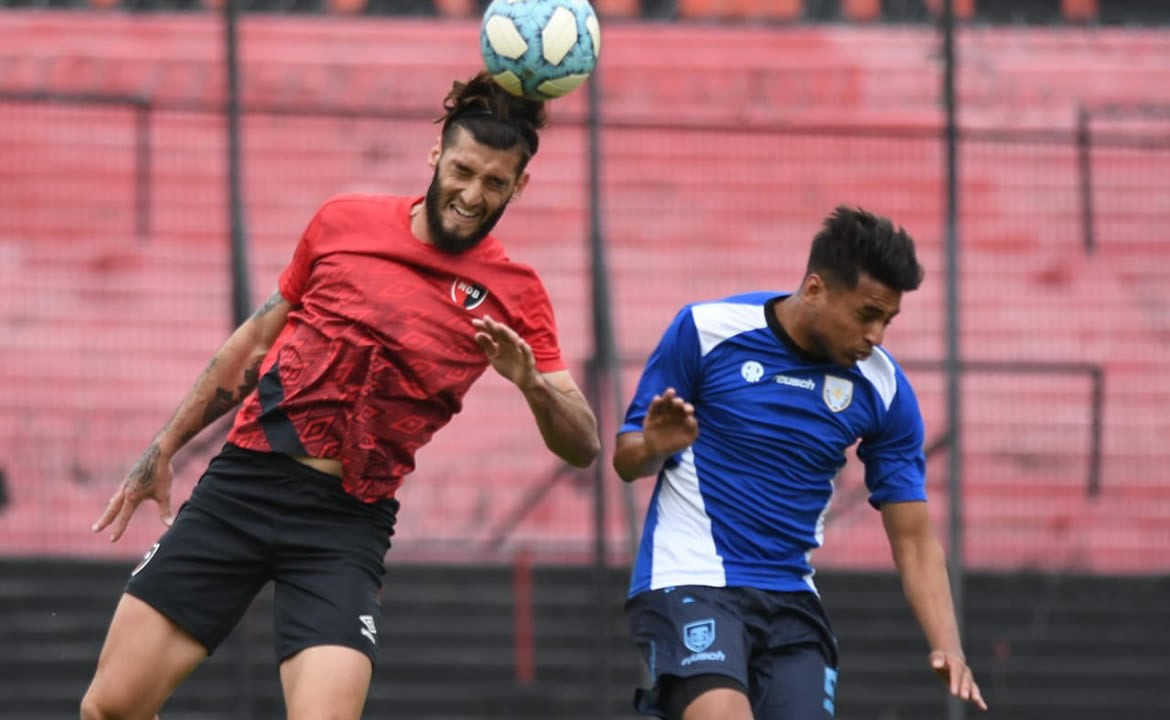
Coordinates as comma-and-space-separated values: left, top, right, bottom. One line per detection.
626, 585, 840, 720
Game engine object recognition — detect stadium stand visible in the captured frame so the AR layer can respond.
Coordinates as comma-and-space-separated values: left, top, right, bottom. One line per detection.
0, 15, 1168, 573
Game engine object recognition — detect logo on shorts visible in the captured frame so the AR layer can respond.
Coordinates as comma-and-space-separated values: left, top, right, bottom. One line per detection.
682, 618, 715, 653
451, 278, 488, 310
130, 543, 160, 577
359, 614, 377, 645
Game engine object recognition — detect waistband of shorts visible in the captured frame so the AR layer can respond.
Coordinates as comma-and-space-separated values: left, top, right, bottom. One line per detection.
218, 443, 399, 512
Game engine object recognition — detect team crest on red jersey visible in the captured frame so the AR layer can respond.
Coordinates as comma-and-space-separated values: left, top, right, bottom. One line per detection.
451, 278, 489, 310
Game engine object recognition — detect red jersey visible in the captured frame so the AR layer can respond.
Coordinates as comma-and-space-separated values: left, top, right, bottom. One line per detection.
227, 194, 565, 502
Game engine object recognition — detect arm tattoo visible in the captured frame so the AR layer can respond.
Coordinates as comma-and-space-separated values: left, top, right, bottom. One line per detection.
238, 358, 262, 398
251, 291, 284, 320
173, 354, 264, 447
201, 388, 238, 427
197, 357, 264, 428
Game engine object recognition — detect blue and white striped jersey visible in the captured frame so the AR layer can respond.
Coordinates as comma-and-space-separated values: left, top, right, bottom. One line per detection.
621, 292, 927, 597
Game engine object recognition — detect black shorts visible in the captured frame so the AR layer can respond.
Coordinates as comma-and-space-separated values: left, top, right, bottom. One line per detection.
627, 585, 840, 720
125, 444, 398, 665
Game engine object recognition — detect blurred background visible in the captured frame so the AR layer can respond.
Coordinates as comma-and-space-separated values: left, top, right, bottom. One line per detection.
1, 0, 1168, 718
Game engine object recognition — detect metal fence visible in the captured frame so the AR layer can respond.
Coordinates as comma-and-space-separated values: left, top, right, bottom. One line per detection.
2, 8, 1170, 720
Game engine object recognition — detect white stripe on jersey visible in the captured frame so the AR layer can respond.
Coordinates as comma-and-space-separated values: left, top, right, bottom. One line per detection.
857, 347, 898, 410
691, 302, 768, 357
650, 448, 726, 590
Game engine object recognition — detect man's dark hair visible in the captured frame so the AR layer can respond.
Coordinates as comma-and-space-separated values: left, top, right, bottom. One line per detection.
806, 206, 924, 292
437, 72, 548, 174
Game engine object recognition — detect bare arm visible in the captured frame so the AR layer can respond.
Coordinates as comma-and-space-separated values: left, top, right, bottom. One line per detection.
472, 315, 599, 468
519, 370, 600, 468
154, 290, 291, 456
93, 290, 292, 541
612, 388, 697, 482
881, 500, 988, 710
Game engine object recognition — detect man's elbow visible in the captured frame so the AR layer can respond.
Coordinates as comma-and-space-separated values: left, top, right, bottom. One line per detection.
565, 450, 598, 469
611, 455, 640, 483
560, 436, 600, 469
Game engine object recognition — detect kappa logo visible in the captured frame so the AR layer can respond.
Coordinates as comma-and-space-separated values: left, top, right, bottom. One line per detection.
359, 614, 377, 645
823, 375, 854, 413
451, 278, 489, 310
131, 543, 160, 577
682, 618, 715, 653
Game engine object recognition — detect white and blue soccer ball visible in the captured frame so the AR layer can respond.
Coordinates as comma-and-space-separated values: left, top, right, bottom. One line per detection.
480, 0, 601, 101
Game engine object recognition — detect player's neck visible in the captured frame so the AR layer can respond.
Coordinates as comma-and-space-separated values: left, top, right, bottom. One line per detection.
774, 295, 820, 357
409, 199, 433, 246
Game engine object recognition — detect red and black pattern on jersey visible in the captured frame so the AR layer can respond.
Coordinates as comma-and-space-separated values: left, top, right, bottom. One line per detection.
227, 194, 565, 502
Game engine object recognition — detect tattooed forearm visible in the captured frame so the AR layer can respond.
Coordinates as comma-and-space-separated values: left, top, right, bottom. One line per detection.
201, 387, 238, 427
238, 358, 262, 398
251, 291, 284, 320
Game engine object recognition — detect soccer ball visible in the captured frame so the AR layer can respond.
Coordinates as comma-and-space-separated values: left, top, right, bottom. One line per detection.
480, 0, 601, 101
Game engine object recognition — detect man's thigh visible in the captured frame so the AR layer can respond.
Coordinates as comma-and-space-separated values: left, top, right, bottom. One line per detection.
749, 643, 838, 720
627, 586, 752, 718
82, 594, 208, 720
280, 645, 373, 720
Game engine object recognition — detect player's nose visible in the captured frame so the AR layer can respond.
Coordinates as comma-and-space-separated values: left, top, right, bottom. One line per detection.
460, 180, 484, 207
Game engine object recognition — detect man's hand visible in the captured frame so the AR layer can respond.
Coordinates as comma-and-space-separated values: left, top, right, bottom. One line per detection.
930, 650, 988, 711
92, 443, 175, 543
643, 387, 698, 457
472, 315, 540, 390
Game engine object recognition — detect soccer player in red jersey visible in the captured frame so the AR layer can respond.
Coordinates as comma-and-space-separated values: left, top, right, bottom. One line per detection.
80, 72, 600, 720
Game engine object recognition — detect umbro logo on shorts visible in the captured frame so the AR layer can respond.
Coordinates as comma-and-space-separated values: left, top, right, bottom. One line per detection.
359, 614, 377, 645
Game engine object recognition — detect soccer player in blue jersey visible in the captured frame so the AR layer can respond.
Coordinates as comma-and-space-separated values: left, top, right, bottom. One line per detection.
614, 206, 987, 720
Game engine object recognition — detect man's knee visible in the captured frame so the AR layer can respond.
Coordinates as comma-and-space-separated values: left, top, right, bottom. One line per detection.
662, 674, 751, 720
79, 689, 115, 720
80, 686, 157, 720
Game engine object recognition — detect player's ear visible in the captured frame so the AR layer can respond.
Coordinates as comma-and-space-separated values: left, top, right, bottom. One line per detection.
427, 136, 442, 168
803, 273, 828, 305
512, 171, 531, 199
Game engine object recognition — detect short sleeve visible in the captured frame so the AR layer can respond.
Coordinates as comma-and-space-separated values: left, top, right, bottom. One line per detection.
619, 306, 702, 437
277, 207, 326, 306
857, 367, 927, 509
512, 279, 565, 374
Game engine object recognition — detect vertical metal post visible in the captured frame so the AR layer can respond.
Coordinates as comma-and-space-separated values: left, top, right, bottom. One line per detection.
1088, 367, 1104, 498
223, 1, 255, 717
585, 70, 613, 720
1077, 105, 1096, 255
226, 0, 252, 328
133, 99, 151, 243
941, 2, 966, 720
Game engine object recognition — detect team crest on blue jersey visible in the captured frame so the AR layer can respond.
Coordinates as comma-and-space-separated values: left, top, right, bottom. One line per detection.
451, 278, 488, 310
683, 619, 716, 652
823, 376, 854, 413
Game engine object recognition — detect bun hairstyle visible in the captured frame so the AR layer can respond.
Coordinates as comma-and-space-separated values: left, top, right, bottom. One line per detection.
438, 72, 548, 171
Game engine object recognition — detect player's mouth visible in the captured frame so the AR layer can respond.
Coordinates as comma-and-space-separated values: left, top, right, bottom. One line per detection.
448, 202, 481, 226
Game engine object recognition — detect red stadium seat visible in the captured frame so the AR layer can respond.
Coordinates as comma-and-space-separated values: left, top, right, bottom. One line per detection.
593, 0, 640, 18
841, 0, 879, 22
327, 0, 367, 13
1062, 0, 1097, 23
434, 0, 475, 17
678, 0, 802, 22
